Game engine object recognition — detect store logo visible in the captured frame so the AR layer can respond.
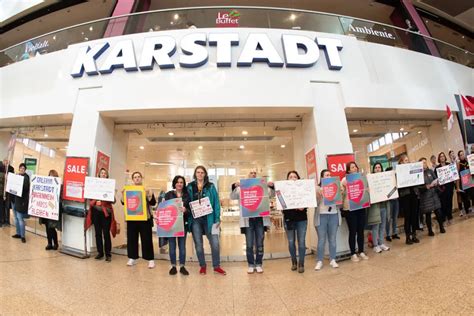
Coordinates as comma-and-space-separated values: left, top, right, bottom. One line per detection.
216, 9, 240, 27
70, 33, 344, 78
348, 25, 395, 40
25, 40, 49, 53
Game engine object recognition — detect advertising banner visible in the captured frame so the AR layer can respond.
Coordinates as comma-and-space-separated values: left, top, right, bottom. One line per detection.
305, 147, 317, 180
346, 173, 370, 211
24, 157, 38, 177
436, 164, 459, 185
396, 162, 424, 188
275, 179, 317, 210
366, 171, 399, 204
155, 198, 185, 237
240, 178, 270, 217
321, 177, 342, 206
95, 151, 110, 176
460, 169, 474, 191
190, 196, 213, 219
123, 185, 147, 221
84, 177, 116, 202
62, 157, 89, 202
6, 172, 24, 197
28, 175, 61, 220
327, 153, 355, 180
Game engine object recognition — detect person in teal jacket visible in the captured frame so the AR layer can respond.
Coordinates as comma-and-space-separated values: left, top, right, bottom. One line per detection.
187, 165, 226, 276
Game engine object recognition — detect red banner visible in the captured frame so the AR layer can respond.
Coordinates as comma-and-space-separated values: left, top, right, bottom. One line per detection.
63, 157, 89, 202
305, 147, 317, 180
95, 151, 110, 176
326, 153, 355, 180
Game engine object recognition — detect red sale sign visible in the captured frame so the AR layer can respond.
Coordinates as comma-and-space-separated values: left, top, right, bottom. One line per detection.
95, 151, 110, 176
326, 153, 355, 180
305, 147, 317, 180
63, 157, 89, 202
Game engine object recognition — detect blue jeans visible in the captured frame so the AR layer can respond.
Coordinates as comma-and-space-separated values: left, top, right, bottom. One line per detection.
285, 220, 307, 265
14, 209, 26, 238
169, 235, 186, 266
245, 217, 265, 267
386, 199, 399, 236
316, 214, 338, 261
192, 217, 220, 268
371, 205, 387, 246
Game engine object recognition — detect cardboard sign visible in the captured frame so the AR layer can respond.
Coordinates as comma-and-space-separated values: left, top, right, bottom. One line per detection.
240, 178, 270, 217
155, 198, 185, 237
6, 172, 24, 197
467, 154, 474, 175
28, 175, 61, 220
366, 171, 399, 204
275, 179, 317, 210
123, 185, 147, 221
95, 151, 110, 176
396, 162, 424, 188
346, 173, 370, 211
436, 164, 459, 185
305, 147, 317, 180
321, 177, 342, 206
63, 157, 89, 202
460, 169, 474, 191
190, 196, 213, 219
84, 177, 116, 202
327, 153, 355, 180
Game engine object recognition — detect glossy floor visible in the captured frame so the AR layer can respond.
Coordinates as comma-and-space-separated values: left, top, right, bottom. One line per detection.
1, 218, 473, 315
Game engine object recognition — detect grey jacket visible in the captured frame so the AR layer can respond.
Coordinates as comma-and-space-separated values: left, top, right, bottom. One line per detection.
416, 169, 441, 214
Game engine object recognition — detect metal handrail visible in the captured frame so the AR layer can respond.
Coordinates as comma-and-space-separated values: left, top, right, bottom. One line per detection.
1, 5, 472, 55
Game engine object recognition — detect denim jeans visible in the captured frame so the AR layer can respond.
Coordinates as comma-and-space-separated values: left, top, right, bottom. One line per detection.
386, 199, 399, 236
169, 235, 187, 266
245, 217, 265, 267
14, 209, 26, 238
192, 217, 220, 268
316, 214, 338, 261
285, 220, 307, 265
371, 205, 387, 247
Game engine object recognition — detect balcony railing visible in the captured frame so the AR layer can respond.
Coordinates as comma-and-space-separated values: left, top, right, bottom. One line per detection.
1, 6, 472, 68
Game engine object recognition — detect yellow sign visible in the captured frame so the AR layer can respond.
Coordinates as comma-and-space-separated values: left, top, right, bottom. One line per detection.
123, 185, 147, 221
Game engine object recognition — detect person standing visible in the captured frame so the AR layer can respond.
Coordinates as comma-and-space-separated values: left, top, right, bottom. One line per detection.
187, 166, 226, 276
418, 158, 445, 235
40, 170, 63, 250
164, 175, 191, 276
369, 163, 390, 253
314, 169, 340, 270
457, 150, 473, 219
283, 170, 308, 273
11, 163, 30, 243
429, 155, 437, 171
341, 162, 369, 262
3, 159, 14, 226
0, 162, 5, 227
397, 155, 420, 245
435, 152, 455, 226
122, 171, 156, 269
384, 167, 400, 241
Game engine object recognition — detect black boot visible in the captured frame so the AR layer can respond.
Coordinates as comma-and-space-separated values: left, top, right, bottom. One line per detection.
406, 235, 413, 245
411, 235, 420, 243
291, 258, 297, 271
298, 263, 305, 273
428, 230, 435, 237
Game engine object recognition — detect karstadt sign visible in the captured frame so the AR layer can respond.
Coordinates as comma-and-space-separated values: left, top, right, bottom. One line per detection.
70, 33, 344, 78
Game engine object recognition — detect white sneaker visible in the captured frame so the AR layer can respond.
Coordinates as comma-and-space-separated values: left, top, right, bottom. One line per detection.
373, 246, 382, 253
315, 261, 323, 271
380, 244, 390, 251
247, 267, 255, 274
359, 252, 369, 260
127, 259, 137, 266
255, 266, 264, 274
351, 254, 360, 262
329, 260, 339, 268
148, 260, 155, 269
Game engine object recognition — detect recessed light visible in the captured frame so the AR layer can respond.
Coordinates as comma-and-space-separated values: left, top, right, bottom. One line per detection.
53, 35, 56, 40
168, 132, 174, 136
242, 131, 248, 135
290, 14, 296, 21
198, 146, 203, 149
139, 146, 145, 150
353, 129, 358, 133
174, 14, 179, 20
281, 144, 286, 148
417, 131, 422, 134
400, 127, 404, 131
239, 145, 245, 149
89, 26, 93, 31
44, 133, 48, 138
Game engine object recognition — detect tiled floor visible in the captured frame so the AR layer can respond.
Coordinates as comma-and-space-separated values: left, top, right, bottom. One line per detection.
1, 218, 473, 315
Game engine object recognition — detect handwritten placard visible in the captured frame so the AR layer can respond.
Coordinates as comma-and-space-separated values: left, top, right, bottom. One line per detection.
84, 177, 116, 202
436, 164, 459, 185
28, 175, 61, 220
366, 171, 399, 204
274, 179, 317, 210
396, 162, 424, 188
190, 196, 213, 219
468, 154, 474, 175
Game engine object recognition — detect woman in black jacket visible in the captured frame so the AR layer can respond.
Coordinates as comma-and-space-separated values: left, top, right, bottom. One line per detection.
164, 175, 191, 276
418, 158, 445, 236
11, 163, 30, 243
434, 152, 454, 227
458, 150, 473, 219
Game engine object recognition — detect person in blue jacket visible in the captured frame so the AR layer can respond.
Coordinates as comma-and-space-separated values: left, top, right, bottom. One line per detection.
187, 165, 226, 276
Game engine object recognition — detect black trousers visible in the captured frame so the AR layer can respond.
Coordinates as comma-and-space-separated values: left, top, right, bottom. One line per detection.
127, 219, 154, 260
2, 196, 11, 225
92, 210, 112, 257
425, 209, 443, 233
440, 188, 454, 221
460, 188, 474, 216
0, 197, 4, 224
399, 194, 418, 238
46, 226, 58, 246
345, 208, 366, 255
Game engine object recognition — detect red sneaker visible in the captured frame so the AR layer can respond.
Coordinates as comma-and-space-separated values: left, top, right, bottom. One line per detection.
199, 266, 206, 275
213, 267, 227, 276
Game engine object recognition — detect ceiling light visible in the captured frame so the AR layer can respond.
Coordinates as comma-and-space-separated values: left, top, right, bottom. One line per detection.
290, 14, 296, 21
52, 35, 56, 40
281, 144, 286, 148
44, 133, 48, 138
242, 130, 248, 135
174, 14, 179, 20
198, 146, 203, 149
353, 129, 358, 133
139, 146, 145, 150
168, 132, 174, 136
400, 127, 404, 131
239, 145, 245, 149
89, 26, 93, 31
417, 131, 422, 134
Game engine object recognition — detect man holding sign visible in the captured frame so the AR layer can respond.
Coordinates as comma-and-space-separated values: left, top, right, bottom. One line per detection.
10, 163, 30, 243
434, 152, 456, 225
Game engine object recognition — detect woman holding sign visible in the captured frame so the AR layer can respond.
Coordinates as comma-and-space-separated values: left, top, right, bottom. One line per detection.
314, 169, 341, 270
368, 163, 390, 253
122, 171, 156, 269
187, 166, 226, 276
11, 163, 30, 243
435, 152, 455, 226
457, 150, 473, 219
397, 155, 420, 245
164, 175, 191, 276
40, 170, 62, 250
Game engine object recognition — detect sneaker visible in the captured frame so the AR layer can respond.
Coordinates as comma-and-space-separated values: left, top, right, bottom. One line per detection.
11, 234, 21, 239
315, 261, 323, 271
199, 266, 207, 275
179, 266, 189, 275
380, 244, 390, 251
169, 266, 177, 275
255, 266, 263, 274
392, 234, 401, 240
95, 254, 104, 260
351, 254, 360, 262
126, 259, 137, 266
373, 246, 382, 253
359, 252, 369, 260
247, 267, 255, 274
385, 236, 392, 242
45, 244, 53, 251
214, 267, 227, 276
21, 238, 26, 243
329, 260, 339, 268
148, 260, 155, 269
